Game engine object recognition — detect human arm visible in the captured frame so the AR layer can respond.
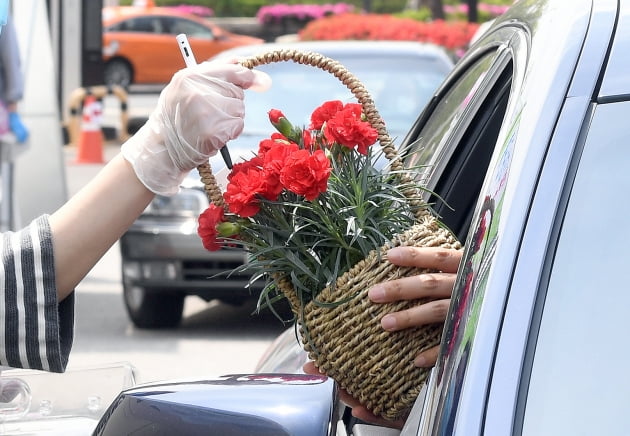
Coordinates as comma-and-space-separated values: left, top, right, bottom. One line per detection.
51, 60, 258, 302
0, 159, 145, 372
0, 60, 261, 373
48, 154, 153, 301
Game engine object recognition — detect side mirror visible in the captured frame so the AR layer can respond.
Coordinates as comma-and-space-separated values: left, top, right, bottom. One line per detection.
93, 373, 339, 436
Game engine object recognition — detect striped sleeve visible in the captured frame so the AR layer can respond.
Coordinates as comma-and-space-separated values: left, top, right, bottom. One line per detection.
0, 215, 74, 372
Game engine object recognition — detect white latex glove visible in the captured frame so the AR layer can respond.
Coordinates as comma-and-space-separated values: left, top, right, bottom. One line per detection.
122, 60, 258, 196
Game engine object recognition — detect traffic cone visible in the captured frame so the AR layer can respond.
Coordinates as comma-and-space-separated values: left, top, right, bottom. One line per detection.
75, 95, 104, 164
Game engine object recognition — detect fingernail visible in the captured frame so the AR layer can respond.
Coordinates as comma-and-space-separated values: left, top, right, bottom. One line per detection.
414, 355, 427, 367
368, 285, 386, 302
386, 247, 402, 262
381, 314, 397, 331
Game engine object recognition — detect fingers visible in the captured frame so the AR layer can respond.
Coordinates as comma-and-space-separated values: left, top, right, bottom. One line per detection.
194, 61, 257, 89
303, 361, 321, 375
414, 345, 439, 367
380, 298, 450, 331
368, 271, 456, 303
386, 246, 462, 272
351, 405, 405, 429
368, 247, 461, 303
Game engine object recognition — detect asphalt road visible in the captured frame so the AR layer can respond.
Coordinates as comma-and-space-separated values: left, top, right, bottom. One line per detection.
63, 97, 290, 387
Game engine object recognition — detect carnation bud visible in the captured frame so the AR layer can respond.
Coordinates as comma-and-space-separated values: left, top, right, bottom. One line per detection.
268, 109, 284, 124
217, 221, 241, 237
269, 109, 298, 140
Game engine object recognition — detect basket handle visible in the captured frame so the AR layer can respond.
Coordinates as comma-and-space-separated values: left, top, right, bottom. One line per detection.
197, 49, 428, 218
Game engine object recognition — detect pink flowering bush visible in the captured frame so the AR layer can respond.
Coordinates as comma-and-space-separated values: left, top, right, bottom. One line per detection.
444, 2, 510, 21
256, 3, 355, 24
167, 4, 214, 17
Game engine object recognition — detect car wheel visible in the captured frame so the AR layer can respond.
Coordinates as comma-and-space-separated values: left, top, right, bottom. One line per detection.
104, 59, 133, 88
123, 285, 185, 329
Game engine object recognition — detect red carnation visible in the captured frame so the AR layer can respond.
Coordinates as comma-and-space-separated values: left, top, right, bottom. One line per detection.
261, 141, 299, 199
258, 132, 290, 157
280, 149, 331, 200
224, 167, 265, 217
197, 204, 225, 251
229, 156, 263, 181
323, 104, 378, 155
310, 100, 344, 129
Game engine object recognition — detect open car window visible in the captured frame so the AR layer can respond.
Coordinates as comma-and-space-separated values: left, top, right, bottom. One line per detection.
403, 48, 512, 241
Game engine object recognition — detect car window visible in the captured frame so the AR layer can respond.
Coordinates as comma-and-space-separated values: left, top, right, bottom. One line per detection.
520, 101, 630, 435
113, 16, 163, 33
167, 17, 213, 38
403, 49, 511, 240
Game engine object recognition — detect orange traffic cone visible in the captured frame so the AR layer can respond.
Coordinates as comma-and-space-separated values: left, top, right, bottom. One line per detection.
75, 95, 104, 164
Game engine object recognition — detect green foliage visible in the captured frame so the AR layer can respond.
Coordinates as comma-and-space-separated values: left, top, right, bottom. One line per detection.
395, 8, 433, 21
236, 143, 423, 309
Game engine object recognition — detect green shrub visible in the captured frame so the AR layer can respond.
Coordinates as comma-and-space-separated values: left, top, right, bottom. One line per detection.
395, 8, 433, 22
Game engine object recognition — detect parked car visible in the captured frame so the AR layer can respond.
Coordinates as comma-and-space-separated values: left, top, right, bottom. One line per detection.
119, 40, 455, 329
101, 6, 263, 88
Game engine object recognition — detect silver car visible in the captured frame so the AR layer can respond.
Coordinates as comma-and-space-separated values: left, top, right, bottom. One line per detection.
119, 40, 454, 328
96, 0, 630, 434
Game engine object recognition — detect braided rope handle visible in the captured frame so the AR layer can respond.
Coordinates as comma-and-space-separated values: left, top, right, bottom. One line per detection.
197, 49, 429, 219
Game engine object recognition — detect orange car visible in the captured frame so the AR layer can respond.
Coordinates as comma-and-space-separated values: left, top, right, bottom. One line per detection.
102, 6, 264, 87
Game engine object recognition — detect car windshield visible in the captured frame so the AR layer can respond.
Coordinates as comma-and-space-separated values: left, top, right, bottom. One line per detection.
241, 55, 450, 140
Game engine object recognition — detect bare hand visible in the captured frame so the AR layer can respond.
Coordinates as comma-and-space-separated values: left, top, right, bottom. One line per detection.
368, 246, 462, 367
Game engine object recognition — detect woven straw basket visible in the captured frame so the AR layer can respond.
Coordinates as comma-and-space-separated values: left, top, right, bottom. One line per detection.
197, 49, 461, 421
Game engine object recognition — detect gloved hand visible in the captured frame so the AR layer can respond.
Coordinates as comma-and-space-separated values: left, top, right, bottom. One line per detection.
121, 60, 263, 196
8, 112, 29, 143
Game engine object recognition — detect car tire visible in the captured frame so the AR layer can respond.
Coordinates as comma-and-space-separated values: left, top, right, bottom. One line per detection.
104, 58, 133, 89
123, 285, 185, 329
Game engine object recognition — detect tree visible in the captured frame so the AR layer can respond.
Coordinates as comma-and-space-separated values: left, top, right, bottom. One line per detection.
467, 0, 479, 22
405, 0, 444, 19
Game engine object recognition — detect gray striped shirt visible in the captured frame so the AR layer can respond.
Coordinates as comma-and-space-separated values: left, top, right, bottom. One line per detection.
0, 215, 73, 372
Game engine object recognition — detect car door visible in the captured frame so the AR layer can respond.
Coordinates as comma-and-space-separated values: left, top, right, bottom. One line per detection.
106, 15, 177, 83
392, 0, 609, 435
487, 2, 627, 435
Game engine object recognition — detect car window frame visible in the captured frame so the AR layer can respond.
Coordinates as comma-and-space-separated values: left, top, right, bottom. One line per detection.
412, 47, 516, 436
409, 22, 536, 435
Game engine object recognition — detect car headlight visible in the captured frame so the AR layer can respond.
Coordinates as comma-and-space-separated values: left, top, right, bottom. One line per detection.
143, 189, 209, 216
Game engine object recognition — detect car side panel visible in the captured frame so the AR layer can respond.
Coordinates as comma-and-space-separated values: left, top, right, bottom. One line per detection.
417, 0, 599, 434
104, 31, 184, 83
